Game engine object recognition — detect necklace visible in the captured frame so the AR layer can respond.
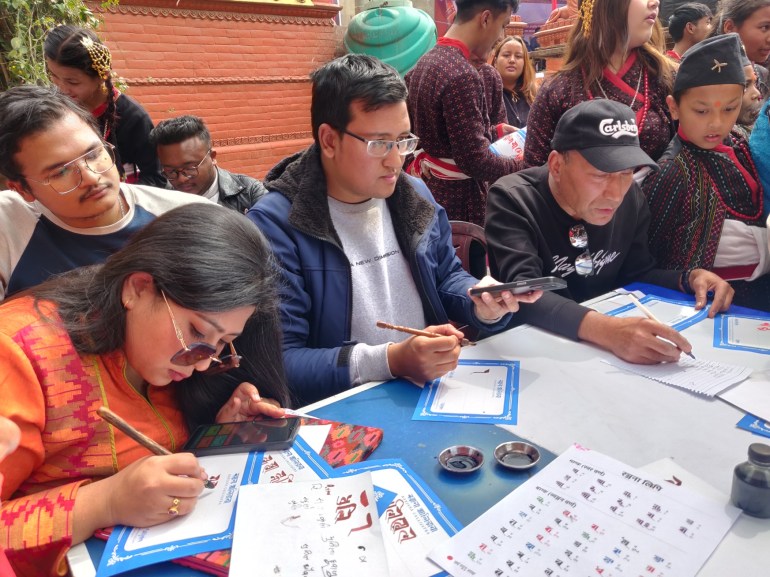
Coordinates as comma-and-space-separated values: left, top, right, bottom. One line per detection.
596, 67, 649, 130
118, 192, 127, 218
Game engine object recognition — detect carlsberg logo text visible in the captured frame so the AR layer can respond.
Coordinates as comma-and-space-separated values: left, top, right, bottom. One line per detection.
599, 118, 638, 139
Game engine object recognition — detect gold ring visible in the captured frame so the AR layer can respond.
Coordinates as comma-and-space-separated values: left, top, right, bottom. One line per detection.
168, 497, 180, 516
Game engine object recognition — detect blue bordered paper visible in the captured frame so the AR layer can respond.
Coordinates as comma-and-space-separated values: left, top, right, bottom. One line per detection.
97, 436, 331, 576
714, 314, 770, 355
606, 293, 709, 331
412, 359, 519, 424
336, 459, 463, 577
737, 414, 770, 439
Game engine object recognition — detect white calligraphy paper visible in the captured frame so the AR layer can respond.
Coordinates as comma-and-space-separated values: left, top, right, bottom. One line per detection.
337, 459, 462, 577
714, 314, 770, 354
429, 444, 740, 577
605, 294, 708, 331
604, 356, 752, 397
97, 437, 332, 576
230, 473, 389, 577
413, 359, 519, 424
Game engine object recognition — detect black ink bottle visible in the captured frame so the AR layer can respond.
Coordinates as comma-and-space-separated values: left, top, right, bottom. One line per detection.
731, 443, 770, 518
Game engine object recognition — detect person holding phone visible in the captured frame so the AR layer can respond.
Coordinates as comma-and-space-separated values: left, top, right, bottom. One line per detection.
249, 54, 541, 407
486, 99, 733, 364
0, 204, 289, 576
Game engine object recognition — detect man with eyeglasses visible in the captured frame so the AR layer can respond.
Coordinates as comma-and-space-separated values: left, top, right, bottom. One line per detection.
248, 54, 540, 406
486, 99, 733, 364
0, 85, 210, 301
150, 115, 268, 213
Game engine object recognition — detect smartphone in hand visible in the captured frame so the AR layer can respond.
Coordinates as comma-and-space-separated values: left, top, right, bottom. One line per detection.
469, 276, 567, 297
183, 417, 301, 456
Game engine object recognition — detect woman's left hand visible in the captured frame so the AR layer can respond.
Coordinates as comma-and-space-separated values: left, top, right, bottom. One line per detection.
216, 382, 286, 423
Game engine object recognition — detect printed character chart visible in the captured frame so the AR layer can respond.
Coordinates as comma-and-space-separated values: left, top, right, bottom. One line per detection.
230, 473, 390, 577
714, 314, 770, 355
97, 437, 331, 576
605, 294, 708, 331
429, 444, 740, 577
413, 359, 519, 424
337, 459, 463, 577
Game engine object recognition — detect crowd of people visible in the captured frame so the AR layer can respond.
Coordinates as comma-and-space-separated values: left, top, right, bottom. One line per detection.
1, 0, 770, 574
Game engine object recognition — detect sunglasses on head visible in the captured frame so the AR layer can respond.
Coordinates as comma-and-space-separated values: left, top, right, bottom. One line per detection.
161, 290, 241, 375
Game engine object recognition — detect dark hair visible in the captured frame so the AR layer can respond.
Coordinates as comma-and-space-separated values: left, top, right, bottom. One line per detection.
668, 3, 713, 42
493, 35, 538, 104
149, 115, 212, 148
716, 0, 770, 32
44, 25, 117, 140
454, 0, 520, 23
32, 203, 290, 425
310, 54, 407, 141
0, 85, 99, 183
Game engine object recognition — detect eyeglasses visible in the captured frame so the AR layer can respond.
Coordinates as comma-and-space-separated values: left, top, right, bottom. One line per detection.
24, 143, 116, 195
161, 149, 212, 181
161, 290, 241, 375
569, 224, 595, 277
342, 130, 419, 158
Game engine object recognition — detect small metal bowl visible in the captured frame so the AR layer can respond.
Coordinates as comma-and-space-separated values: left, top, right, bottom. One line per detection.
494, 441, 540, 470
438, 445, 484, 474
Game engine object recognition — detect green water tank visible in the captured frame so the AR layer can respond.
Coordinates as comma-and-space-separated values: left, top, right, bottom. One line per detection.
344, 0, 437, 76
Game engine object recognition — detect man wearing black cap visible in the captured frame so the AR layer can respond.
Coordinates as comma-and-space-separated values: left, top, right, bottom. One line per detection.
644, 33, 769, 312
486, 99, 733, 364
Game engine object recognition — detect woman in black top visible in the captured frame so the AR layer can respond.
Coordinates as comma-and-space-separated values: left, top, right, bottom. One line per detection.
45, 25, 166, 187
492, 36, 538, 129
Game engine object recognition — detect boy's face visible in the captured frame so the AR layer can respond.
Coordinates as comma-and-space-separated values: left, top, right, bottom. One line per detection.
689, 16, 713, 44
667, 84, 744, 150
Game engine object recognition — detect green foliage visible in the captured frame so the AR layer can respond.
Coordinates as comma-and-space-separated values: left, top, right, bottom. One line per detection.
0, 0, 118, 90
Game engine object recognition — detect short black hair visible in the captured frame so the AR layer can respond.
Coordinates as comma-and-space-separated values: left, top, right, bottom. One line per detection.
455, 0, 519, 23
668, 2, 712, 42
309, 54, 407, 142
149, 115, 212, 148
0, 85, 99, 182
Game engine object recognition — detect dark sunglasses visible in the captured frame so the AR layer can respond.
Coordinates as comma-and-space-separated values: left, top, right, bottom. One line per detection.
161, 290, 241, 375
569, 224, 594, 277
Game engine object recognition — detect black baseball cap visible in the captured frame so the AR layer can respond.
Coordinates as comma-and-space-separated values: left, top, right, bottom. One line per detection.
551, 99, 658, 173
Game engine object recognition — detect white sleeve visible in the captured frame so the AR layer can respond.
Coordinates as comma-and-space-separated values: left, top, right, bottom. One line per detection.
0, 191, 40, 302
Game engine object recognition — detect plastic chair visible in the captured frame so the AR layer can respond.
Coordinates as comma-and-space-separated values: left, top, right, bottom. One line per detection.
450, 220, 488, 279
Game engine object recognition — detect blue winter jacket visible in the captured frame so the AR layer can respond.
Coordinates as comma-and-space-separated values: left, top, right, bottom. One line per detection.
247, 144, 510, 406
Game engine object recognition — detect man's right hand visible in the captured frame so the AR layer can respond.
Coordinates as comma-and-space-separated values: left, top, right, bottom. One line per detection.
578, 311, 692, 364
386, 324, 463, 384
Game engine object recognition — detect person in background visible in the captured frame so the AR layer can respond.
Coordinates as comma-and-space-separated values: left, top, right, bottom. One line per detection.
249, 54, 540, 406
405, 0, 522, 226
486, 99, 733, 364
492, 35, 537, 128
0, 86, 208, 301
150, 115, 268, 213
44, 25, 166, 187
0, 204, 289, 576
643, 34, 769, 311
736, 45, 764, 139
750, 99, 770, 219
716, 0, 770, 100
524, 0, 676, 169
666, 3, 714, 61
0, 417, 20, 577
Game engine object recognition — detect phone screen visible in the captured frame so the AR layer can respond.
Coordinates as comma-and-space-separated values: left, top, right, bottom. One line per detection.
183, 417, 301, 456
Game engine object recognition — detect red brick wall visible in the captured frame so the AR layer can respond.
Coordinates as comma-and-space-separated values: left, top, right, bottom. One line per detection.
92, 0, 342, 179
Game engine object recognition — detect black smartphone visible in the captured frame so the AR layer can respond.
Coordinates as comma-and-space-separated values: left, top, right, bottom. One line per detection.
183, 417, 301, 456
469, 276, 568, 297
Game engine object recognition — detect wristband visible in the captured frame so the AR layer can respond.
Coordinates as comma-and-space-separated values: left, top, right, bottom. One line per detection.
680, 269, 694, 295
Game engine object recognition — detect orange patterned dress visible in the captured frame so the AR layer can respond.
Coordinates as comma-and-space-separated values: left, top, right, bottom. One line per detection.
0, 297, 188, 577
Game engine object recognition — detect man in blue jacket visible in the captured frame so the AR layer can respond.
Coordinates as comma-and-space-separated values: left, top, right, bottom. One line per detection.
248, 54, 539, 406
